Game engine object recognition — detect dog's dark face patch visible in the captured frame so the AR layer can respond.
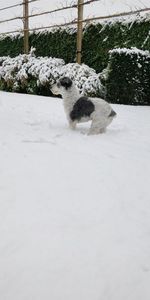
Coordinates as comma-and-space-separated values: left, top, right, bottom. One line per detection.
59, 77, 72, 90
70, 97, 95, 121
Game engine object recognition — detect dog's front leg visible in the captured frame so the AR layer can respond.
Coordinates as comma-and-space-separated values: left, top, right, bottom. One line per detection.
69, 120, 77, 130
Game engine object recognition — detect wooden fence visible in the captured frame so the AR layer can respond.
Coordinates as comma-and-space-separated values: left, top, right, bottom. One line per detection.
0, 0, 150, 63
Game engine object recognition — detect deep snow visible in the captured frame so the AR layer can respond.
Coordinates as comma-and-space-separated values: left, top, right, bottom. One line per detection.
0, 91, 150, 300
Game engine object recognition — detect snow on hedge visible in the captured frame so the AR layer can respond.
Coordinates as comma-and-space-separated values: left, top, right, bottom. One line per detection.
103, 47, 150, 83
109, 47, 150, 58
0, 50, 103, 97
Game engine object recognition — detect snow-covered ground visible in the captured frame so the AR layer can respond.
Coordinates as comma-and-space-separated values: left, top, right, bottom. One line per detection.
0, 91, 150, 300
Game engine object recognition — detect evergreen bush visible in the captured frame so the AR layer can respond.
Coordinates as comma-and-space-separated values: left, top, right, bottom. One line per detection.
0, 51, 103, 97
105, 48, 150, 105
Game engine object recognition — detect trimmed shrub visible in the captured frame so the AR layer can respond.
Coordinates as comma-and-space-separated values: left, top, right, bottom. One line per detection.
0, 51, 104, 97
105, 47, 150, 105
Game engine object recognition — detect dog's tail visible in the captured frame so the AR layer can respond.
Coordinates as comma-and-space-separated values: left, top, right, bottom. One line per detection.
109, 109, 117, 118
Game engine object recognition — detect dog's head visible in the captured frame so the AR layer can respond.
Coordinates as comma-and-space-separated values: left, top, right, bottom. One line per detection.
51, 77, 73, 95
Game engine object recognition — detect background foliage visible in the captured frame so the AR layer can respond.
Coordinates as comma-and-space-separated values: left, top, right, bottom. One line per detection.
0, 18, 150, 72
0, 18, 150, 105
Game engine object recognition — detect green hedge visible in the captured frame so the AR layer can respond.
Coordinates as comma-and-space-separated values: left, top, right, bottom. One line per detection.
0, 29, 76, 64
29, 30, 76, 63
82, 19, 150, 72
105, 48, 150, 105
0, 18, 150, 72
0, 36, 24, 57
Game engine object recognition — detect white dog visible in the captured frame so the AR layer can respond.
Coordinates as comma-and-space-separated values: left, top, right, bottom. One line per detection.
51, 77, 117, 135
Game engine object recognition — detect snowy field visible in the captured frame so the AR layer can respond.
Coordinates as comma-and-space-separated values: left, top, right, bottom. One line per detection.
0, 91, 150, 300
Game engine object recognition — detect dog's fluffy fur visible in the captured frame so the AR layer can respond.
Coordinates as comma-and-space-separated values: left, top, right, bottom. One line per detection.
51, 77, 117, 135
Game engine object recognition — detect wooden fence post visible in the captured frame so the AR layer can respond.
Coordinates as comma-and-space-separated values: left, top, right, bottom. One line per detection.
23, 0, 29, 54
76, 0, 84, 64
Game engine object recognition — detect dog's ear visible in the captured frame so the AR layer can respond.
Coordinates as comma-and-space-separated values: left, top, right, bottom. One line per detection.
59, 77, 72, 90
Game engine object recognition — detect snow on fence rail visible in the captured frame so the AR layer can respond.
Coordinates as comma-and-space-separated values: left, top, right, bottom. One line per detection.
0, 0, 150, 63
